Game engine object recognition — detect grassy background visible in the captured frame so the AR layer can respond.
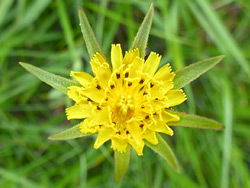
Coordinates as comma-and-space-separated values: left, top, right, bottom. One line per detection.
0, 0, 249, 187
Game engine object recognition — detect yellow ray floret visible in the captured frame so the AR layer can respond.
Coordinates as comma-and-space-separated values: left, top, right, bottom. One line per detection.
66, 44, 187, 156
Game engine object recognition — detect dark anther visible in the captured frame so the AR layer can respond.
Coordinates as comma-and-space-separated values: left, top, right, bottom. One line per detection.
97, 106, 101, 110
150, 83, 154, 88
145, 115, 149, 119
125, 72, 129, 78
155, 98, 159, 100
116, 73, 120, 79
153, 112, 157, 115
96, 85, 101, 90
140, 124, 144, 128
141, 105, 145, 109
116, 131, 121, 135
128, 82, 132, 87
105, 97, 109, 101
126, 131, 130, 134
110, 84, 115, 89
99, 125, 102, 128
139, 79, 144, 84
112, 121, 116, 125
143, 91, 147, 95
87, 98, 93, 102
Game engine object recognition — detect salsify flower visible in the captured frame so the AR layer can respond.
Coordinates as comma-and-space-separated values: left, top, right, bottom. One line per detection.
19, 4, 224, 183
66, 44, 186, 155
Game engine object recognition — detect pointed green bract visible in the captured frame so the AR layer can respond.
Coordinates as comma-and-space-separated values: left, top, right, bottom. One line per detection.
166, 109, 224, 130
173, 55, 224, 89
114, 147, 131, 183
78, 7, 107, 61
48, 124, 89, 140
19, 62, 80, 94
145, 134, 180, 172
130, 3, 154, 58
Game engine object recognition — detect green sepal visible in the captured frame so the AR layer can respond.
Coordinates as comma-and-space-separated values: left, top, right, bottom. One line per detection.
166, 109, 224, 130
145, 133, 180, 172
130, 4, 154, 58
19, 62, 80, 94
173, 55, 225, 89
48, 124, 89, 140
78, 7, 107, 61
114, 146, 131, 183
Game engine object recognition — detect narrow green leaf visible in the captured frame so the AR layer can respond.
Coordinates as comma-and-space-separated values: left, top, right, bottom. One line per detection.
48, 124, 89, 140
173, 55, 224, 89
19, 62, 80, 94
78, 6, 107, 61
130, 3, 154, 58
166, 109, 224, 130
114, 146, 131, 183
145, 133, 180, 172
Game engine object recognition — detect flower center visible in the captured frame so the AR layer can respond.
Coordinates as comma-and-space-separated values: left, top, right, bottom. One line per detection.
116, 95, 135, 118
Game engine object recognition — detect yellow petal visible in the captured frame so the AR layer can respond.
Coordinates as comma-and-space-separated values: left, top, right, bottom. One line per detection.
111, 44, 123, 70
149, 115, 174, 135
94, 126, 115, 149
162, 110, 180, 122
154, 63, 175, 82
149, 81, 174, 101
126, 121, 143, 145
149, 100, 168, 112
161, 81, 174, 94
149, 83, 164, 99
143, 52, 161, 77
94, 53, 107, 64
122, 48, 139, 67
79, 119, 98, 134
166, 89, 187, 107
66, 104, 92, 120
96, 64, 111, 89
128, 57, 144, 78
89, 53, 108, 75
111, 137, 128, 153
70, 71, 93, 87
88, 106, 112, 127
142, 129, 158, 145
127, 139, 144, 156
67, 86, 83, 102
90, 57, 111, 89
81, 87, 104, 103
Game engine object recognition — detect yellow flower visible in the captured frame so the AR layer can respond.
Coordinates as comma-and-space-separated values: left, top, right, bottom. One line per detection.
66, 44, 186, 155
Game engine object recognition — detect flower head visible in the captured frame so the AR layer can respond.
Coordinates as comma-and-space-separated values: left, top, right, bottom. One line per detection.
66, 44, 186, 155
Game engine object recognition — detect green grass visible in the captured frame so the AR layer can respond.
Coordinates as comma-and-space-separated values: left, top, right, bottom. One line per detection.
0, 0, 249, 187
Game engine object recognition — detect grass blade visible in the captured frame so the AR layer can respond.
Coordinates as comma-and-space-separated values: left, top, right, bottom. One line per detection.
16, 0, 51, 29
0, 168, 42, 188
220, 79, 233, 188
195, 0, 250, 77
0, 0, 14, 27
56, 0, 82, 71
